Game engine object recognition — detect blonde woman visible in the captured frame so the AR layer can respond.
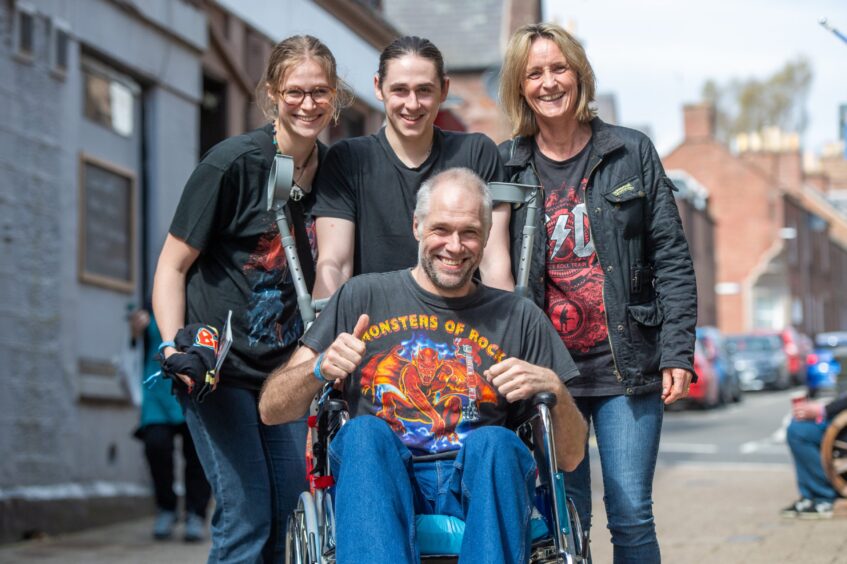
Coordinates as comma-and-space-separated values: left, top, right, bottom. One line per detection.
498, 23, 697, 563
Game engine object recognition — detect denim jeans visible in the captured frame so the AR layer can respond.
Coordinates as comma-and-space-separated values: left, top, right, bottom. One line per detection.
565, 393, 663, 564
181, 386, 307, 564
786, 419, 836, 502
329, 415, 536, 563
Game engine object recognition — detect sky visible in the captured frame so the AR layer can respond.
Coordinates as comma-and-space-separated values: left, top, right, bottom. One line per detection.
543, 0, 847, 156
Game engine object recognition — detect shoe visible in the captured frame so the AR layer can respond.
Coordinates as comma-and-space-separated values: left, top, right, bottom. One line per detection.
797, 500, 834, 520
184, 513, 206, 542
152, 510, 177, 540
780, 498, 813, 518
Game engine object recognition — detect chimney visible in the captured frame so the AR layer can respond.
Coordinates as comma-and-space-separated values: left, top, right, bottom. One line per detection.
777, 149, 803, 193
683, 104, 715, 141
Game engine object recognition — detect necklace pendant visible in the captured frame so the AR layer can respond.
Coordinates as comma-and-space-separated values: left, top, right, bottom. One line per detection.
290, 185, 304, 202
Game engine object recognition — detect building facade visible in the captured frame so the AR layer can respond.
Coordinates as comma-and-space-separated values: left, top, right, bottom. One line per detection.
0, 0, 392, 541
663, 104, 847, 336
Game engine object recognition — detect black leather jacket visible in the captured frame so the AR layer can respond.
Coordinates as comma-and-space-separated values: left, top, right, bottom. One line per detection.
499, 118, 697, 395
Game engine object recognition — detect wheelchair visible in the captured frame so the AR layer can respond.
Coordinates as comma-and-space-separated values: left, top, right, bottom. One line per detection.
266, 158, 587, 562
821, 409, 847, 497
285, 386, 588, 563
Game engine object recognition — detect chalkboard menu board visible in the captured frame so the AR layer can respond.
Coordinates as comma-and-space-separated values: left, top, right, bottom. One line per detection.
78, 154, 136, 292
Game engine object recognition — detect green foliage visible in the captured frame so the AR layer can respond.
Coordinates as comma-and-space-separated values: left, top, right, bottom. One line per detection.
701, 57, 813, 144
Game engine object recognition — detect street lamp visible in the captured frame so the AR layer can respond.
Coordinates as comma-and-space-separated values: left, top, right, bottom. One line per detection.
819, 18, 847, 46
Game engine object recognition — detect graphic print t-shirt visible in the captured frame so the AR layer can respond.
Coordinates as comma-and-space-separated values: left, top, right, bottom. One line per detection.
311, 127, 504, 275
302, 270, 579, 457
170, 124, 318, 389
534, 140, 620, 396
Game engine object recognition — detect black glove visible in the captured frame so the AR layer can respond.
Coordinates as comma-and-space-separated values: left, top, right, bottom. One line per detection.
159, 323, 220, 402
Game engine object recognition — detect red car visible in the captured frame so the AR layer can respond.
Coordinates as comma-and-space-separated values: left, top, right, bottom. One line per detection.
687, 339, 721, 408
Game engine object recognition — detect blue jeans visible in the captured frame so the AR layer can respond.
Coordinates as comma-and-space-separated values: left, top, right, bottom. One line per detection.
329, 416, 536, 563
566, 393, 663, 564
181, 386, 307, 564
786, 419, 836, 502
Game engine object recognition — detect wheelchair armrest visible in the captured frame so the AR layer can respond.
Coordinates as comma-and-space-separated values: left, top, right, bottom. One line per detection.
533, 392, 557, 408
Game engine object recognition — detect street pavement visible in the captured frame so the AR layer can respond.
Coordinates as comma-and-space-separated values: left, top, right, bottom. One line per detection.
1, 390, 845, 563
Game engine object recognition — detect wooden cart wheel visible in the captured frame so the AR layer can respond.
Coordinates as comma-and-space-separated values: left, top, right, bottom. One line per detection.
821, 410, 847, 497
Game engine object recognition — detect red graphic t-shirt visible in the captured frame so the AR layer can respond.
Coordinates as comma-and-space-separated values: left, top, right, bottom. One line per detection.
533, 140, 620, 395
544, 183, 608, 352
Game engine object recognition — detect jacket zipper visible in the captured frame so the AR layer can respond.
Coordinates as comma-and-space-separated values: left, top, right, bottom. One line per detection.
583, 156, 624, 387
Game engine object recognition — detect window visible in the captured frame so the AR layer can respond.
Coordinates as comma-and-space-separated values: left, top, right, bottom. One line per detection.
81, 57, 139, 137
51, 20, 71, 77
13, 2, 36, 61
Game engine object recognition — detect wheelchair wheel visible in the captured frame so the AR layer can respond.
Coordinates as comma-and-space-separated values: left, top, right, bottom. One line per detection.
320, 490, 337, 560
285, 492, 322, 564
567, 497, 591, 562
821, 411, 847, 497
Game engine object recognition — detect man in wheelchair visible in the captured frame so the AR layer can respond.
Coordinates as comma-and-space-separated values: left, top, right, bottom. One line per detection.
260, 167, 587, 563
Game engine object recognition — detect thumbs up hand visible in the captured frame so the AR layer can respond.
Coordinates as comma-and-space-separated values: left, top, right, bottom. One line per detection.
317, 314, 370, 383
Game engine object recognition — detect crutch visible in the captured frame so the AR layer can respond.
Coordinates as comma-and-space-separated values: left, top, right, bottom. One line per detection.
487, 182, 541, 298
489, 181, 587, 562
265, 153, 327, 331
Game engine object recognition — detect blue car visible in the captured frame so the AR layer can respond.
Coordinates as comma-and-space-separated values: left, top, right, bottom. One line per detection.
807, 332, 847, 397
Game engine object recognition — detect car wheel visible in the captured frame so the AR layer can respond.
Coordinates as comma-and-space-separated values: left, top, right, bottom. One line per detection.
732, 379, 744, 402
718, 381, 731, 405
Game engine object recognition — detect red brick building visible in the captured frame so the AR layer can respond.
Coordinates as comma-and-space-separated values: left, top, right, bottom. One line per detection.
663, 104, 847, 335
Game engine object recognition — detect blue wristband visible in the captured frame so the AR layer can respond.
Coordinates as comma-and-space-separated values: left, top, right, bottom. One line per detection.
313, 351, 329, 383
158, 340, 175, 352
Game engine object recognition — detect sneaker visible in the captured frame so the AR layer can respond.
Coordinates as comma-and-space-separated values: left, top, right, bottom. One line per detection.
152, 510, 177, 540
183, 513, 206, 543
780, 498, 813, 518
797, 500, 834, 520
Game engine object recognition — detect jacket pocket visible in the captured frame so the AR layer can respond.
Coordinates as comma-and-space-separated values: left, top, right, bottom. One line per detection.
627, 300, 663, 326
602, 177, 645, 239
627, 300, 663, 375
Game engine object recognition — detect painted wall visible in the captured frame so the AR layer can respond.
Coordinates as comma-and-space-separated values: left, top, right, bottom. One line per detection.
0, 0, 205, 540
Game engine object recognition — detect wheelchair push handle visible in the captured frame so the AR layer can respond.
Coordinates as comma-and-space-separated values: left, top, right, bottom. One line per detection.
533, 392, 558, 408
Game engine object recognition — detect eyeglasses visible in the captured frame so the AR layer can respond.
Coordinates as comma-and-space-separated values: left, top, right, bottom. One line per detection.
281, 87, 335, 105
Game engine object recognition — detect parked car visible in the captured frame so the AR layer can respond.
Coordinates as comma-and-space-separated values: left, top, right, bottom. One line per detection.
696, 326, 743, 403
687, 339, 721, 408
725, 333, 791, 391
806, 331, 847, 397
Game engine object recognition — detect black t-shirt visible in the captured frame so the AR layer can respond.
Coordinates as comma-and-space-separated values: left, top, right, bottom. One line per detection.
311, 127, 505, 275
533, 140, 621, 396
302, 269, 579, 457
169, 124, 319, 389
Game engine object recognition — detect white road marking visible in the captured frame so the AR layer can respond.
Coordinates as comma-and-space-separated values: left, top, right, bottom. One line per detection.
659, 443, 719, 454
739, 413, 791, 454
658, 461, 790, 472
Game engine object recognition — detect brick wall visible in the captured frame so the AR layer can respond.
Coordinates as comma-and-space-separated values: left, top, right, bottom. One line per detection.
664, 111, 784, 333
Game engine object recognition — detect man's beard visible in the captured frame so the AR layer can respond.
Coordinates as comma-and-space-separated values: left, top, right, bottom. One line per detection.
419, 248, 477, 292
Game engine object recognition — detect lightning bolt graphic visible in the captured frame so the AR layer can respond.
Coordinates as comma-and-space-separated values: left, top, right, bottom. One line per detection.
550, 213, 571, 258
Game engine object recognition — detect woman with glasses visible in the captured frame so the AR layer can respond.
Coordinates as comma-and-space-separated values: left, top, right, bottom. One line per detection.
152, 35, 351, 563
498, 23, 697, 563
311, 35, 513, 299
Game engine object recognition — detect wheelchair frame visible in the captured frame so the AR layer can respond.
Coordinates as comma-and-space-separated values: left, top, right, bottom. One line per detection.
266, 160, 587, 562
